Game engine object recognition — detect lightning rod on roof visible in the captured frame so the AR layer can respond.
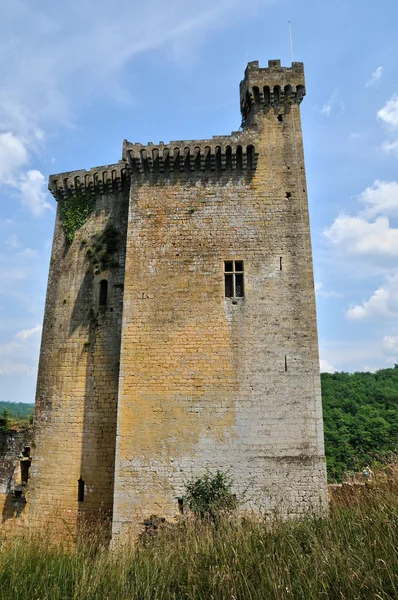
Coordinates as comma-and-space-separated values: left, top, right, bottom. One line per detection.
288, 21, 294, 62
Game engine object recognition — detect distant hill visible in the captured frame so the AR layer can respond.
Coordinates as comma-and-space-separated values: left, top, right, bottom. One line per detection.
321, 368, 398, 482
0, 401, 34, 420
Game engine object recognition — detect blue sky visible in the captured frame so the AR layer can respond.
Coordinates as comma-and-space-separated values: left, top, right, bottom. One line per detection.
1, 0, 398, 403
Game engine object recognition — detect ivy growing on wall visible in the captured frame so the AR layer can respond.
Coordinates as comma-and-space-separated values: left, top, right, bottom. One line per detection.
57, 187, 96, 244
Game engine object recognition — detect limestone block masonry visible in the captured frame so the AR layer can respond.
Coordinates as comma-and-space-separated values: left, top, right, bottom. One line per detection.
26, 59, 327, 541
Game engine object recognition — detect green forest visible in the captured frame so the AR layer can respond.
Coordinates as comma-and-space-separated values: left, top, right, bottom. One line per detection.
0, 401, 34, 420
322, 367, 398, 481
1, 367, 398, 482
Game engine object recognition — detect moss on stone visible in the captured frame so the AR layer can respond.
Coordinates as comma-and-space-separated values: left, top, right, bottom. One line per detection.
58, 187, 96, 244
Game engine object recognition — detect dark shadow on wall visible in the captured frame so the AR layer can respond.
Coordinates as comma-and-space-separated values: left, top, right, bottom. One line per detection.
2, 486, 27, 523
71, 189, 129, 541
69, 270, 94, 336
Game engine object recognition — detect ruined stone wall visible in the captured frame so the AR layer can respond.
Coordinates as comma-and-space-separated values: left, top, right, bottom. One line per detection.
112, 61, 327, 538
29, 169, 129, 538
0, 427, 33, 533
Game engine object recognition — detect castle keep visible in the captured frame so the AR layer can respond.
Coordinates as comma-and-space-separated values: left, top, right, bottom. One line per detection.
25, 60, 327, 539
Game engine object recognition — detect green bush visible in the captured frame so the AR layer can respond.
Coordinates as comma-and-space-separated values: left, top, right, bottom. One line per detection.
184, 470, 238, 520
0, 409, 10, 431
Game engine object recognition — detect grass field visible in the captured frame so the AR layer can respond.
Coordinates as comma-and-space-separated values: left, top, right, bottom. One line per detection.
0, 482, 397, 599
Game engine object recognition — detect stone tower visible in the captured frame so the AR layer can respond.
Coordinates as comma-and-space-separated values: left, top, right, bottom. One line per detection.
28, 60, 327, 540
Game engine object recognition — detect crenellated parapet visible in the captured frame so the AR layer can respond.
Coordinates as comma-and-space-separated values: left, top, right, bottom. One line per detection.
47, 60, 303, 194
122, 138, 258, 176
240, 59, 306, 122
48, 161, 129, 200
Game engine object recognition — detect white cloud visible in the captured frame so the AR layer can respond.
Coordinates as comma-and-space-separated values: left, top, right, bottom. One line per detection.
365, 66, 383, 88
16, 170, 52, 217
319, 88, 344, 116
320, 359, 336, 373
358, 180, 398, 219
377, 94, 398, 128
320, 339, 385, 370
0, 362, 33, 376
15, 324, 42, 340
359, 366, 380, 373
346, 274, 398, 321
0, 0, 265, 139
325, 180, 398, 275
377, 94, 398, 157
4, 235, 37, 258
381, 140, 398, 156
0, 324, 42, 378
382, 335, 398, 355
0, 132, 28, 184
315, 281, 342, 298
325, 214, 398, 264
0, 0, 265, 218
18, 248, 38, 258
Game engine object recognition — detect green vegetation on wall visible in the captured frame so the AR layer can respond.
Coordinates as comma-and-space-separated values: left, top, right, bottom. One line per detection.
58, 187, 96, 244
321, 367, 398, 482
184, 470, 238, 520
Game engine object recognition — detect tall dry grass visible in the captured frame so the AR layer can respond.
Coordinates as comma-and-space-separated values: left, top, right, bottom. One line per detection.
0, 482, 397, 599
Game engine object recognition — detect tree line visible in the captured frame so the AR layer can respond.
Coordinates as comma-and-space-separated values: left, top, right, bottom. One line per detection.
322, 367, 398, 481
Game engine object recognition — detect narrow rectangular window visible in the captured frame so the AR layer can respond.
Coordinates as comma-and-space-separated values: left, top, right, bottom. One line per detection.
224, 260, 244, 298
178, 497, 184, 514
99, 279, 108, 307
78, 476, 85, 502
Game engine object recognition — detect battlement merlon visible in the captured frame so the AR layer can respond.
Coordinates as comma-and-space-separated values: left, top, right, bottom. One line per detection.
122, 136, 258, 174
48, 161, 129, 199
240, 60, 306, 119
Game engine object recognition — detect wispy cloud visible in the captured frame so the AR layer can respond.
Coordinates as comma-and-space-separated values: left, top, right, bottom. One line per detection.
17, 170, 52, 217
382, 335, 398, 356
0, 133, 28, 184
365, 66, 383, 88
0, 324, 42, 376
319, 88, 345, 116
315, 281, 342, 298
0, 0, 265, 216
378, 94, 398, 128
0, 0, 265, 139
320, 359, 336, 373
15, 324, 42, 341
377, 94, 398, 156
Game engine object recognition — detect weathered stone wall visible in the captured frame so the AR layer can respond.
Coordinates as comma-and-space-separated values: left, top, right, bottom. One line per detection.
29, 176, 129, 538
26, 59, 327, 541
0, 427, 33, 533
112, 61, 327, 538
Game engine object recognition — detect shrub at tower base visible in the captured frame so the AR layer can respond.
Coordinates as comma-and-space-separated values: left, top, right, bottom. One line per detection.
0, 481, 397, 600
